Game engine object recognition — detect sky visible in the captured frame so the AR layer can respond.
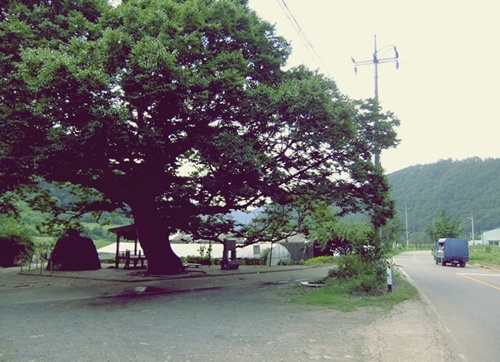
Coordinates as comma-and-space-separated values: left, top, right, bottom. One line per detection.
248, 0, 500, 174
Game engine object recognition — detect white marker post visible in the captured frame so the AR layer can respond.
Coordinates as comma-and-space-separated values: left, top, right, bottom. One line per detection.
386, 259, 393, 292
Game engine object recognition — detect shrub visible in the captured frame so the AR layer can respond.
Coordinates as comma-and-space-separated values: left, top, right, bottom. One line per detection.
184, 255, 211, 265
304, 255, 337, 265
328, 254, 386, 295
0, 234, 35, 267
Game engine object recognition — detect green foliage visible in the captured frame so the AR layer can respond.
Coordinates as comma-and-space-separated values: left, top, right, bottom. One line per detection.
304, 256, 337, 265
184, 255, 211, 265
0, 0, 108, 193
353, 98, 400, 159
388, 158, 500, 236
184, 243, 214, 265
306, 202, 376, 256
292, 272, 419, 312
329, 254, 386, 295
0, 223, 34, 267
2, 182, 132, 245
242, 201, 312, 244
426, 210, 461, 242
0, 210, 27, 234
303, 201, 388, 293
379, 216, 405, 251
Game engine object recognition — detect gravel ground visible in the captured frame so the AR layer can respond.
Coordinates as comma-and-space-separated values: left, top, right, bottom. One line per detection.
0, 265, 456, 361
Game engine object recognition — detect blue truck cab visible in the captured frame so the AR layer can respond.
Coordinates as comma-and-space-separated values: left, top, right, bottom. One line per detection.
434, 238, 469, 267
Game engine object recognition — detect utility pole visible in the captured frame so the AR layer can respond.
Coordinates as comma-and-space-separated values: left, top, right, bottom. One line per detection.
468, 213, 475, 243
351, 35, 399, 167
405, 205, 409, 250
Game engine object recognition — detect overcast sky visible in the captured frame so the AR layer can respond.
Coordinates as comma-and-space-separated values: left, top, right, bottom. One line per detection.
248, 0, 500, 173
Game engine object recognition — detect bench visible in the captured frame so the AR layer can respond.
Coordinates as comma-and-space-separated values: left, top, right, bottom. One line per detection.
117, 250, 147, 269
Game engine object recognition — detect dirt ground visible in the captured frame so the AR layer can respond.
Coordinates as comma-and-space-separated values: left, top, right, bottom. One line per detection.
0, 264, 458, 361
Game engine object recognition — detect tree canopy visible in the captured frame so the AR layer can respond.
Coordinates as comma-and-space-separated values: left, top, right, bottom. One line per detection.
1, 0, 398, 274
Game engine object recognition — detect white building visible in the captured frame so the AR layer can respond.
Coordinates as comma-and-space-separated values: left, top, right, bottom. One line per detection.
481, 228, 500, 246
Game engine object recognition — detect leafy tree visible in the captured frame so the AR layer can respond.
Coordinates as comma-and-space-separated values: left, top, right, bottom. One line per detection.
379, 213, 405, 250
240, 199, 312, 243
1, 0, 397, 274
305, 203, 357, 255
353, 98, 400, 165
426, 210, 461, 242
0, 215, 35, 267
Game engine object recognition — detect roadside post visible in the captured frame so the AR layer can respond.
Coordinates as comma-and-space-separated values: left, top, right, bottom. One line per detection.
386, 259, 393, 292
253, 245, 261, 266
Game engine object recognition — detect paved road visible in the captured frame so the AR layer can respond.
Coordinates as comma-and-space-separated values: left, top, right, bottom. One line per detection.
395, 251, 500, 362
0, 263, 462, 361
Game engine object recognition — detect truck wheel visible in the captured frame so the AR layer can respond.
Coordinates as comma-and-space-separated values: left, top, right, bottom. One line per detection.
441, 260, 446, 266
460, 262, 466, 267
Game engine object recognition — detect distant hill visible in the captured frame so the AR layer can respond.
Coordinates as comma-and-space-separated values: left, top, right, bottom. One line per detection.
387, 157, 500, 235
231, 209, 263, 225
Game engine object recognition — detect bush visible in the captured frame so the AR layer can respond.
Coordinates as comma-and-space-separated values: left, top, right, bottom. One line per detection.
328, 254, 386, 295
184, 255, 211, 265
304, 255, 337, 265
0, 235, 35, 267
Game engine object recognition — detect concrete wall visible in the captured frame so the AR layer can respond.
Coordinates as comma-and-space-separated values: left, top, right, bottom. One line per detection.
481, 228, 500, 246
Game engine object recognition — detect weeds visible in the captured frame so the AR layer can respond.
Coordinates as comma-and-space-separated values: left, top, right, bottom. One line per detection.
469, 244, 500, 266
291, 271, 419, 312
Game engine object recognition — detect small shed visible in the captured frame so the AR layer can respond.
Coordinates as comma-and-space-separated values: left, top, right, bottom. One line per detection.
108, 224, 141, 268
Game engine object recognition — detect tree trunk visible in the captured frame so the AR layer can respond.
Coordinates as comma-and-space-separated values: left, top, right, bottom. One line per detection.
132, 201, 184, 275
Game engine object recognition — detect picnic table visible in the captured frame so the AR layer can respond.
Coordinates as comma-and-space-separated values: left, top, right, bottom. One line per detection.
117, 250, 147, 269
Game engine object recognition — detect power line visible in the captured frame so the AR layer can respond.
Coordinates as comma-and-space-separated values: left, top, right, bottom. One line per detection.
276, 0, 329, 74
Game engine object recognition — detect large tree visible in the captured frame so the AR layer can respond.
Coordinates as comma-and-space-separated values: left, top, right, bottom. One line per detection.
1, 0, 397, 274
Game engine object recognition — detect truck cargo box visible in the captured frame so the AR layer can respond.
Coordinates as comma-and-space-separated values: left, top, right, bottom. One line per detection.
434, 238, 469, 267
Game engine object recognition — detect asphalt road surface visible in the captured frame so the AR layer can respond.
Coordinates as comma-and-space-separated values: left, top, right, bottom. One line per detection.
0, 263, 467, 361
395, 251, 500, 362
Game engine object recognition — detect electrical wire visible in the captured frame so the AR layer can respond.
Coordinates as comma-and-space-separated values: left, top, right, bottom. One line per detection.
275, 0, 330, 75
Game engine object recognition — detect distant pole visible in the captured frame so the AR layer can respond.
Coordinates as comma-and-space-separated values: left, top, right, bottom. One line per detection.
405, 205, 409, 250
470, 213, 475, 243
351, 35, 399, 167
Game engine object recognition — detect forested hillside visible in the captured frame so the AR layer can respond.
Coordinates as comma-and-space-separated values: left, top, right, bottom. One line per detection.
387, 157, 500, 236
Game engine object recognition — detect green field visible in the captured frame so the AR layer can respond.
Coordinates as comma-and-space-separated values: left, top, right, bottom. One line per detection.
31, 223, 120, 251
469, 244, 500, 266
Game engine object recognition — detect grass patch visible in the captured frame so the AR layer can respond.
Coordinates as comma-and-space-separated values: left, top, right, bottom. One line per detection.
291, 271, 419, 312
303, 255, 338, 265
90, 237, 115, 250
469, 244, 500, 266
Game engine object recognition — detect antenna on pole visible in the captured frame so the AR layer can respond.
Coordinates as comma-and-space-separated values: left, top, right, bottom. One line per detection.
351, 35, 399, 167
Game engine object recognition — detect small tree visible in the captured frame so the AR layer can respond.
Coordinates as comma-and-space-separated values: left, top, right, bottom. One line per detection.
305, 203, 371, 256
426, 210, 461, 242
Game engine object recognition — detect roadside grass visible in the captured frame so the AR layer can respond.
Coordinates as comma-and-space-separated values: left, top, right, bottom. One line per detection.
469, 245, 500, 266
290, 271, 419, 312
303, 255, 337, 265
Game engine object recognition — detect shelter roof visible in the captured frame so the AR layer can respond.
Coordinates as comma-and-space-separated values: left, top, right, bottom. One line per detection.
108, 224, 137, 240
